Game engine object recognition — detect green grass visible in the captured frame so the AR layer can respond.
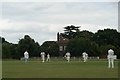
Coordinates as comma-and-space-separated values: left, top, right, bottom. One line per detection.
2, 59, 118, 78
0, 61, 2, 79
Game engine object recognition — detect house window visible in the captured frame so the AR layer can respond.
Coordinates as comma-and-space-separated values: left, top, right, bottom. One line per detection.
59, 46, 63, 51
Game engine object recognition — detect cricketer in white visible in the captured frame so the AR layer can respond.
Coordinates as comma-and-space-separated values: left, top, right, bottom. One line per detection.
24, 51, 29, 63
107, 49, 116, 68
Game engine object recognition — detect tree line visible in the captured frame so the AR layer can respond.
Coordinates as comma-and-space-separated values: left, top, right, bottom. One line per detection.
1, 25, 120, 59
62, 25, 120, 58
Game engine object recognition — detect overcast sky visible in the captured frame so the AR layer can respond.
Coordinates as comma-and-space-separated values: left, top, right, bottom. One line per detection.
0, 1, 118, 45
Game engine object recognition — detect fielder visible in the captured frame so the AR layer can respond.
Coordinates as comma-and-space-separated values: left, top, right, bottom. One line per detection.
65, 52, 71, 62
107, 49, 115, 68
24, 51, 29, 63
82, 52, 88, 62
40, 52, 45, 63
46, 54, 50, 62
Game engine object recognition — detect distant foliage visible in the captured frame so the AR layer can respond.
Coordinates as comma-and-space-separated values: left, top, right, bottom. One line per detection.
93, 29, 120, 47
62, 25, 80, 39
2, 42, 18, 59
1, 26, 120, 59
66, 37, 99, 57
40, 41, 59, 57
62, 26, 120, 58
17, 35, 40, 59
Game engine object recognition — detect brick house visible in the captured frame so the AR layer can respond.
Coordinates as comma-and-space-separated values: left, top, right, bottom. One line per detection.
57, 32, 69, 56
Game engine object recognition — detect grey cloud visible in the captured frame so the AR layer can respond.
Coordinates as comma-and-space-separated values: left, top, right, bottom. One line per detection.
2, 2, 117, 26
1, 2, 118, 44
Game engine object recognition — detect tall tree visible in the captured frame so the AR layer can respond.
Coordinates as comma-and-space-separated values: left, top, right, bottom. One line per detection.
62, 25, 80, 39
17, 35, 40, 59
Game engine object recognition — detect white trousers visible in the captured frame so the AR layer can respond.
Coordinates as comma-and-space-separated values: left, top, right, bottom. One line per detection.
67, 57, 70, 62
108, 58, 114, 68
83, 57, 87, 62
25, 58, 28, 63
42, 57, 45, 62
46, 58, 50, 61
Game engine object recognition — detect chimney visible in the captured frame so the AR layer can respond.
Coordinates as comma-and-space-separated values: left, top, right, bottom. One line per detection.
57, 32, 59, 41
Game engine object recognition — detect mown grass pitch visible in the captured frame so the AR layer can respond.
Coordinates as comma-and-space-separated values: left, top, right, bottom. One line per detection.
2, 58, 118, 78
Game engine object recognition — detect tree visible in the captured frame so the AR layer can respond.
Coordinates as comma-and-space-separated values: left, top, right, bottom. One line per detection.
2, 43, 11, 58
17, 35, 40, 59
62, 25, 80, 39
93, 29, 120, 46
75, 30, 94, 40
40, 41, 59, 57
66, 37, 99, 57
0, 45, 1, 60
1, 27, 120, 59
2, 42, 18, 59
1, 37, 17, 59
0, 37, 1, 43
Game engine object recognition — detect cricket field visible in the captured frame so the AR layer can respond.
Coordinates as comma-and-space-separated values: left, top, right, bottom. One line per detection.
2, 58, 119, 78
